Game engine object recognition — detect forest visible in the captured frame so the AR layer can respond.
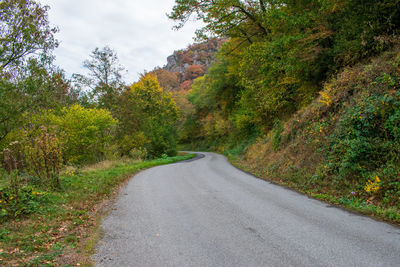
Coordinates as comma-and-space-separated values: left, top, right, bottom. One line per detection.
0, 1, 181, 183
1, 0, 400, 264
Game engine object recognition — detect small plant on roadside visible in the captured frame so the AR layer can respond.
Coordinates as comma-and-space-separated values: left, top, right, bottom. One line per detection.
365, 176, 381, 194
319, 91, 332, 106
0, 185, 48, 219
271, 119, 283, 152
1, 126, 63, 190
24, 126, 63, 189
1, 141, 25, 174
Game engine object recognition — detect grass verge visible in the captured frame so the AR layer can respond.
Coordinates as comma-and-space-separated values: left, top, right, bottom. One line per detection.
0, 153, 196, 266
227, 154, 400, 226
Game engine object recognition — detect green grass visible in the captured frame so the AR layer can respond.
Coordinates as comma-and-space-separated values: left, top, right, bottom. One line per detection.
228, 155, 400, 225
0, 154, 195, 266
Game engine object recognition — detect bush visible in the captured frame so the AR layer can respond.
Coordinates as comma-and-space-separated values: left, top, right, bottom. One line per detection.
118, 132, 148, 158
6, 105, 118, 165
1, 126, 62, 189
24, 126, 62, 188
324, 73, 400, 206
57, 105, 118, 164
0, 185, 48, 219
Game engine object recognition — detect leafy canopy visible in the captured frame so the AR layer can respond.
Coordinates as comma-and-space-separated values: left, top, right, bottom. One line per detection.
0, 0, 58, 73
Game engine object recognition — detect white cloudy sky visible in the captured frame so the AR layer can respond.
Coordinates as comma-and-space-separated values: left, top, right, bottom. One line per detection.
40, 0, 202, 84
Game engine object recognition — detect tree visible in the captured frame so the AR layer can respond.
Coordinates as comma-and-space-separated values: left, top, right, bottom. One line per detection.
0, 0, 58, 73
0, 58, 77, 146
73, 46, 126, 109
168, 0, 271, 42
150, 68, 181, 92
116, 74, 179, 157
171, 0, 400, 151
184, 65, 205, 81
0, 0, 67, 146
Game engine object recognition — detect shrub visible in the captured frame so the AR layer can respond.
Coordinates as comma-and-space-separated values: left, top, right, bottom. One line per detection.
118, 132, 148, 158
323, 73, 400, 206
0, 185, 48, 219
1, 126, 63, 189
271, 119, 284, 152
11, 105, 118, 165
24, 126, 62, 188
57, 105, 118, 164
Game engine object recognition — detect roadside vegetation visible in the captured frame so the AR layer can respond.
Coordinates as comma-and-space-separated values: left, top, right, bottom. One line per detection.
169, 0, 400, 224
232, 48, 400, 223
0, 0, 190, 265
0, 153, 195, 265
2, 0, 400, 264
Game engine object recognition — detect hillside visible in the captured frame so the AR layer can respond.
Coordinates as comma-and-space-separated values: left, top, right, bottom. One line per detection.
179, 44, 400, 223
150, 38, 224, 92
170, 0, 400, 223
231, 47, 400, 222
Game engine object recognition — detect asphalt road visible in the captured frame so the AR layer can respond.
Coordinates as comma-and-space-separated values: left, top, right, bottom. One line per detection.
93, 152, 400, 266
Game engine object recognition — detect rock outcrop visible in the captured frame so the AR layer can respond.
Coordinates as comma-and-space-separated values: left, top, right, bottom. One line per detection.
163, 38, 224, 78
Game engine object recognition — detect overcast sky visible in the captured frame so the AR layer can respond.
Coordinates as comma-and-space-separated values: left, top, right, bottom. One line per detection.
40, 0, 201, 84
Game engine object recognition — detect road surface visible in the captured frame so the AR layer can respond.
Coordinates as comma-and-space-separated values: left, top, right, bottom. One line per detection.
93, 152, 400, 266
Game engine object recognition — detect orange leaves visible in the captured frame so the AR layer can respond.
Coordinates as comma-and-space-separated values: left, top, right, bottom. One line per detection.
183, 65, 205, 81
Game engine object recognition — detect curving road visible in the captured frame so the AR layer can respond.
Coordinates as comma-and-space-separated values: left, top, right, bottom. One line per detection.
93, 152, 400, 266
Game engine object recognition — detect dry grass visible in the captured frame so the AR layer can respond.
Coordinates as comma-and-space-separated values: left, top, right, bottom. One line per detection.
244, 46, 400, 179
230, 46, 400, 224
81, 158, 141, 172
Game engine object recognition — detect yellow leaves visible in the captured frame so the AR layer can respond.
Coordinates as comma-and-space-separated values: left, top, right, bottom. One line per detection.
278, 75, 298, 86
319, 91, 332, 106
131, 73, 163, 94
365, 176, 381, 194
32, 191, 44, 196
127, 73, 179, 121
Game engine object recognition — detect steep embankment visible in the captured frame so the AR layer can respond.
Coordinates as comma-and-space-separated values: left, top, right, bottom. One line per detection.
231, 47, 400, 223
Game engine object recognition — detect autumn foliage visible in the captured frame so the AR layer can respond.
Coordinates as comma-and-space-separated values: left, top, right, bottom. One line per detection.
115, 74, 179, 158
168, 0, 400, 220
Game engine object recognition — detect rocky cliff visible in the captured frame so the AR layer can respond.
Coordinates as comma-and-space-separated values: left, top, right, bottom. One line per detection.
163, 38, 224, 80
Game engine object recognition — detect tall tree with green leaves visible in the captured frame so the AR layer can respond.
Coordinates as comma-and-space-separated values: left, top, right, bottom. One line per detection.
117, 74, 179, 158
0, 0, 69, 146
169, 0, 271, 42
0, 0, 58, 73
0, 57, 78, 146
73, 46, 126, 109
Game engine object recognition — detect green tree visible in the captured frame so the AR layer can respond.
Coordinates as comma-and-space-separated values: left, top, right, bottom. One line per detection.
0, 0, 72, 147
0, 58, 77, 146
0, 0, 58, 73
56, 105, 117, 164
169, 0, 270, 41
73, 46, 126, 109
117, 74, 179, 158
